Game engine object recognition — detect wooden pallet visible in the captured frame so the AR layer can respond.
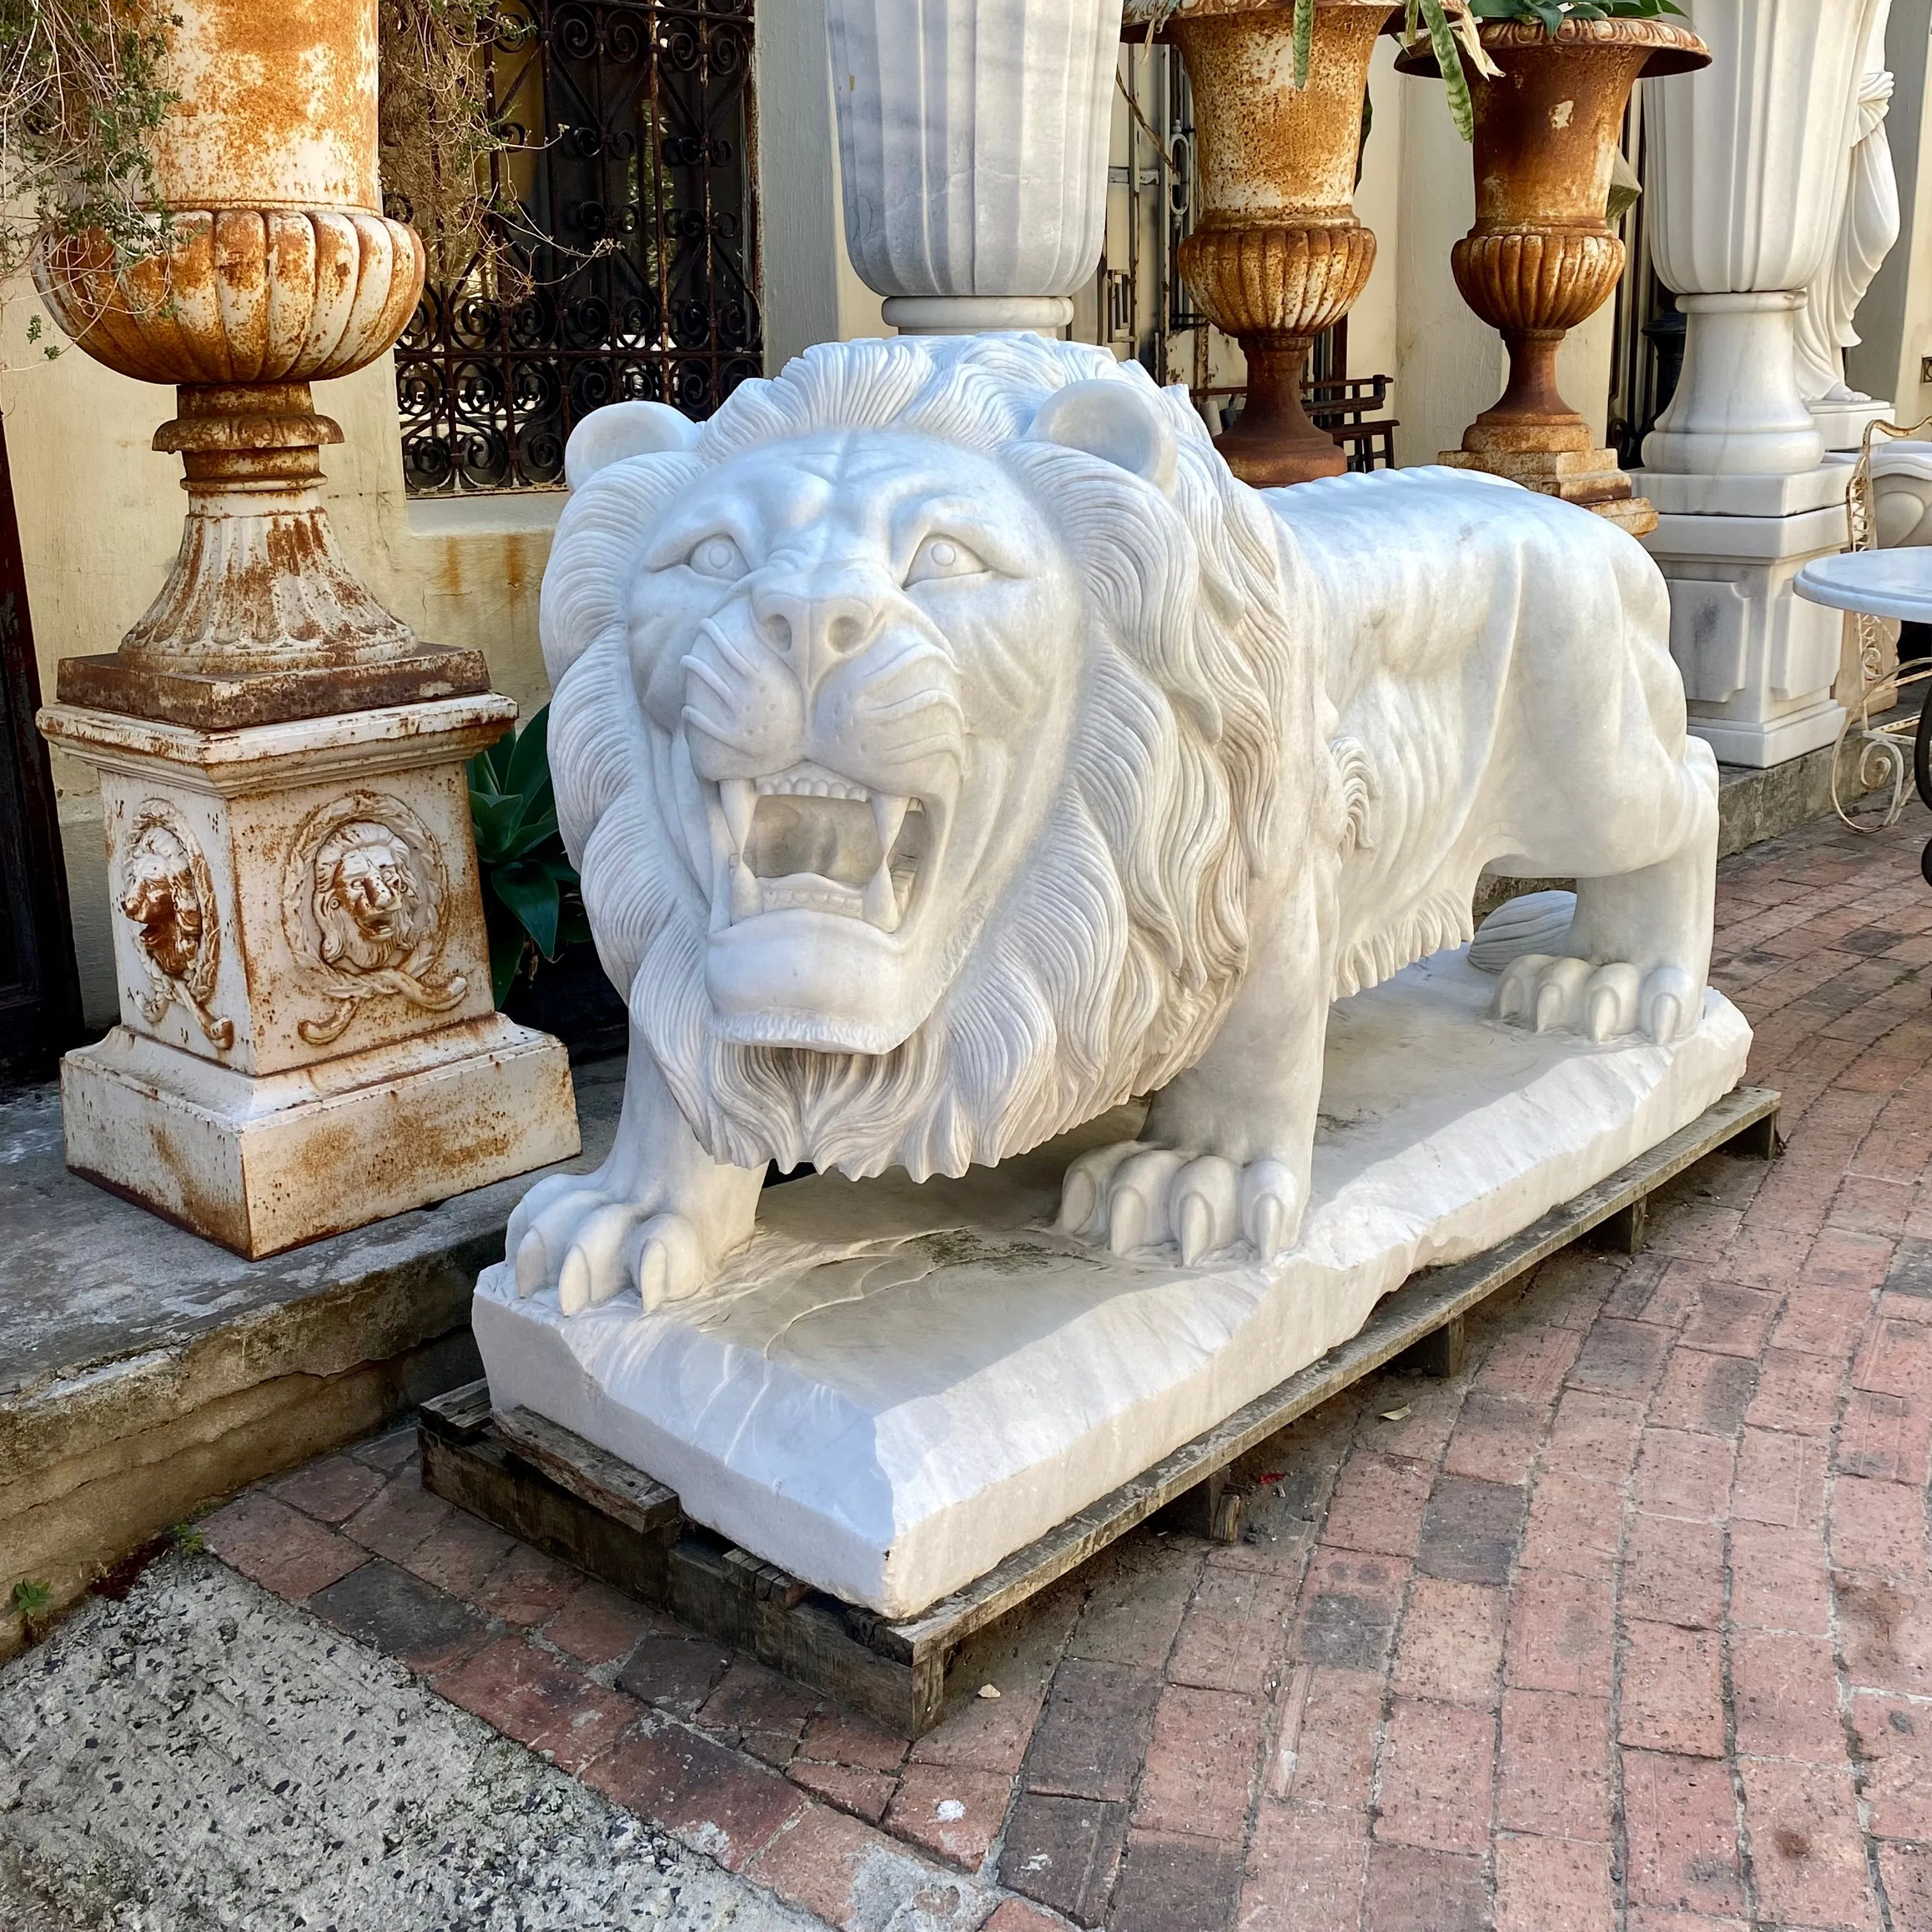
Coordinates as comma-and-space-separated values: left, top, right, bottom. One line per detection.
421, 1084, 1781, 1735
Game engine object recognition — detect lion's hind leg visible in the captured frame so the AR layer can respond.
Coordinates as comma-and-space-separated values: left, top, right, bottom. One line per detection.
1488, 739, 1719, 1046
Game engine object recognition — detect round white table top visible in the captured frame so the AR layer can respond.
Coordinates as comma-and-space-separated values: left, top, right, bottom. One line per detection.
1795, 548, 1932, 623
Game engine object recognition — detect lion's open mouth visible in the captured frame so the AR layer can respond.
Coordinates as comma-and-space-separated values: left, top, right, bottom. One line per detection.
712, 762, 929, 933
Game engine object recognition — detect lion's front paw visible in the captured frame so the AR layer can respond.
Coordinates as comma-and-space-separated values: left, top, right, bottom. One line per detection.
1057, 1142, 1305, 1266
509, 1173, 710, 1315
1493, 954, 1699, 1045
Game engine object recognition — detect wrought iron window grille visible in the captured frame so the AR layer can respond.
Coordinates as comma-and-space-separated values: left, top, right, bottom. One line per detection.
388, 0, 760, 494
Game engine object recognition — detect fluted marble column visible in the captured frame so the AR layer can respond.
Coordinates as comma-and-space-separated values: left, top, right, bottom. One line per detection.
824, 0, 1123, 335
1633, 0, 1885, 770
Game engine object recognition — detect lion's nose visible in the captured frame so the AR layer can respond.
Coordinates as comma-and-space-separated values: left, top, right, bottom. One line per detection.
751, 582, 883, 688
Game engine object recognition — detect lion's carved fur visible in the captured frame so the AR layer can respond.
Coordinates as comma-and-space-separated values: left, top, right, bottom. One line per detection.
542, 335, 1334, 1181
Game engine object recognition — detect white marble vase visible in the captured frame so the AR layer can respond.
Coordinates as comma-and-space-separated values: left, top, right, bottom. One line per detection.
1643, 0, 1887, 477
823, 0, 1123, 334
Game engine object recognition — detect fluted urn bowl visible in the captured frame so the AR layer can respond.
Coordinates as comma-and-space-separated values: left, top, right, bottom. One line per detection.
32, 210, 425, 387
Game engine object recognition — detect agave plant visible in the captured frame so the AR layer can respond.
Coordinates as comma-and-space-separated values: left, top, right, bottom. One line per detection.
467, 704, 592, 1006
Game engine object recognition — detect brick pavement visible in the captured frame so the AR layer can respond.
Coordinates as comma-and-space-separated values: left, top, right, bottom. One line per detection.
203, 809, 1932, 1931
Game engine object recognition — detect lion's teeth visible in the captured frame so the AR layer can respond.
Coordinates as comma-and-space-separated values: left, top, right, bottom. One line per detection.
720, 778, 756, 854
871, 792, 910, 855
862, 861, 900, 933
730, 859, 760, 923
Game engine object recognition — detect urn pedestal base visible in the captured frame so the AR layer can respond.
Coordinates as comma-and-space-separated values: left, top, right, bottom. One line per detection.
474, 947, 1750, 1621
1631, 465, 1853, 769
1812, 395, 1895, 456
63, 1015, 576, 1258
38, 693, 581, 1255
1438, 443, 1659, 537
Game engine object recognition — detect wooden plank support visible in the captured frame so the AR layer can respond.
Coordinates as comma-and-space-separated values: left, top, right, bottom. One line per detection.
420, 1084, 1779, 1737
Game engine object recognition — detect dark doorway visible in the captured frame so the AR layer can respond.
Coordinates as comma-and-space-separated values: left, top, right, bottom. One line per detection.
0, 411, 83, 1073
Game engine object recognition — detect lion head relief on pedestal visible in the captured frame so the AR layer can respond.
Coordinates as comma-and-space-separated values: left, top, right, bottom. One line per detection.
542, 334, 1330, 1184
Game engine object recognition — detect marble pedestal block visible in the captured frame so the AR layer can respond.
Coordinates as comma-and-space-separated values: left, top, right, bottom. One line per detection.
475, 949, 1751, 1620
40, 695, 579, 1255
1814, 396, 1895, 455
1632, 466, 1852, 768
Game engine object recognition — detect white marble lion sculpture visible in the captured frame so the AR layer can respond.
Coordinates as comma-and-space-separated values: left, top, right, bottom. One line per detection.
510, 333, 1716, 1311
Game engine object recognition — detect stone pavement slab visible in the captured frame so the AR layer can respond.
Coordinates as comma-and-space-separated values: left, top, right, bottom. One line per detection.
0, 1552, 816, 1930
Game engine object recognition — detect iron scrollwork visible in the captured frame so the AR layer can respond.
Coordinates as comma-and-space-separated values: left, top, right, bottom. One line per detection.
391, 0, 760, 494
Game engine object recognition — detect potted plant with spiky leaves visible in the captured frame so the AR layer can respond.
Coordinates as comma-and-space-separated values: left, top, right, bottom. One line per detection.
1395, 0, 1707, 528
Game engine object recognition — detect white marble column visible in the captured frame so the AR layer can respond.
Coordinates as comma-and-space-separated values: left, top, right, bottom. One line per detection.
1634, 0, 1887, 769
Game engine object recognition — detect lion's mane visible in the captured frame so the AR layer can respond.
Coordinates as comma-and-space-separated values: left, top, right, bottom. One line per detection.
542, 334, 1326, 1181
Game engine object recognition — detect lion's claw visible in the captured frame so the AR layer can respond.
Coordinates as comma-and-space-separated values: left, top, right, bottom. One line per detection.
1494, 954, 1700, 1045
511, 1177, 712, 1317
1059, 1143, 1303, 1266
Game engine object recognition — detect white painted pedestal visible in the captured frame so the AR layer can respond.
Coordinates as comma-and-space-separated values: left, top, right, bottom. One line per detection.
475, 949, 1751, 1620
1631, 466, 1852, 767
41, 695, 580, 1255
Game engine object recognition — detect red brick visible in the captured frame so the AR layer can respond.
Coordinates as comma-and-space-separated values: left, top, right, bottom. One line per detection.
1649, 1349, 1757, 1437
1634, 1429, 1736, 1522
1850, 1692, 1932, 1839
981, 1902, 1066, 1932
1477, 1323, 1585, 1402
1836, 1573, 1932, 1698
1361, 1844, 1486, 1932
1024, 1660, 1160, 1802
267, 1453, 385, 1524
1374, 1698, 1495, 1856
1682, 1283, 1780, 1358
1838, 1388, 1932, 1484
542, 1579, 670, 1666
1740, 1758, 1878, 1931
1830, 1174, 1915, 1236
1520, 1474, 1621, 1580
1731, 1526, 1831, 1642
398, 1509, 516, 1599
1621, 1515, 1724, 1629
1832, 1473, 1930, 1575
1620, 1621, 1725, 1758
1652, 1202, 1746, 1269
1321, 1452, 1432, 1560
339, 1471, 451, 1562
1132, 1684, 1264, 1841
1496, 1689, 1611, 1841
696, 1659, 818, 1743
1731, 1427, 1827, 1529
1280, 1667, 1379, 1809
475, 1542, 579, 1626
435, 1635, 636, 1772
1444, 1393, 1546, 1485
884, 1763, 1011, 1873
1289, 1549, 1404, 1675
746, 1800, 979, 1929
1066, 1538, 1200, 1667
1112, 1831, 1244, 1932
799, 1704, 910, 1774
585, 1720, 807, 1869
307, 1558, 488, 1674
1773, 1280, 1878, 1357
999, 1790, 1127, 1924
1622, 1749, 1745, 1914
1241, 1798, 1367, 1932
1721, 1220, 1811, 1292
201, 1493, 367, 1602
1730, 1632, 1845, 1764
1745, 1347, 1843, 1438
788, 1758, 896, 1825
910, 1654, 1052, 1777
1390, 1579, 1504, 1708
1564, 1320, 1669, 1399
1625, 1915, 1747, 1932
1169, 1565, 1296, 1696
1855, 1314, 1932, 1397
1493, 1832, 1612, 1932
1542, 1392, 1643, 1480
1505, 1571, 1614, 1697
1877, 1841, 1932, 1932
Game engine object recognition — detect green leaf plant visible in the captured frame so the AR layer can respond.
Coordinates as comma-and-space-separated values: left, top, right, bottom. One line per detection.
466, 704, 592, 1008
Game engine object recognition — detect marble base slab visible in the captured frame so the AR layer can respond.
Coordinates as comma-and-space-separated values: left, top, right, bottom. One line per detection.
475, 951, 1752, 1619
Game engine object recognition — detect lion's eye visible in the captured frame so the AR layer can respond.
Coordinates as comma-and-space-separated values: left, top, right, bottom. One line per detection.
905, 535, 987, 586
687, 535, 749, 581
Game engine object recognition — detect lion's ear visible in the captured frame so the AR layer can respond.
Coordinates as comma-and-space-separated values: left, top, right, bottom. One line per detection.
1027, 379, 1178, 496
565, 401, 702, 489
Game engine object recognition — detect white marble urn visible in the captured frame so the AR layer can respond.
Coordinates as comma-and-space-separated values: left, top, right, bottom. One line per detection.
1643, 0, 1887, 475
824, 0, 1124, 335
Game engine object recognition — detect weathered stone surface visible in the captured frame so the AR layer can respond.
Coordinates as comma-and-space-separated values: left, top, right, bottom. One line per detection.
0, 1056, 620, 1654
0, 1555, 813, 1929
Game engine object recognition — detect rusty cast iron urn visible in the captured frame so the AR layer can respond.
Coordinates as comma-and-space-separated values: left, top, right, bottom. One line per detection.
31, 0, 485, 728
1128, 0, 1397, 488
1399, 16, 1709, 534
